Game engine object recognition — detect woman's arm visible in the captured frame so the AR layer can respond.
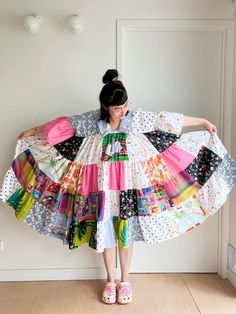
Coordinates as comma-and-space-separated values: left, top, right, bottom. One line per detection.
183, 115, 217, 135
18, 116, 75, 145
18, 124, 44, 140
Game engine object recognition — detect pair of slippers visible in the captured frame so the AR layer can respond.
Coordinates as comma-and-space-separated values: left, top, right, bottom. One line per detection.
102, 281, 132, 304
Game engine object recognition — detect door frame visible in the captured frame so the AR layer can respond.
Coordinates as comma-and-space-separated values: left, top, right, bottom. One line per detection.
116, 19, 234, 278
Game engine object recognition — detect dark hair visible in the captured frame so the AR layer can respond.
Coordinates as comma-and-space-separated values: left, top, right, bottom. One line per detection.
99, 69, 128, 121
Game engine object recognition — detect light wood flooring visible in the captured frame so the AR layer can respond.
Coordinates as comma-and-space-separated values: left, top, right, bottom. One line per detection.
0, 273, 236, 314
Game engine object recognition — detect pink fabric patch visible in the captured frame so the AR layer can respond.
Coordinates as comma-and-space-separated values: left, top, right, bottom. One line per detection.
44, 116, 75, 145
80, 164, 98, 195
160, 144, 195, 176
108, 161, 125, 190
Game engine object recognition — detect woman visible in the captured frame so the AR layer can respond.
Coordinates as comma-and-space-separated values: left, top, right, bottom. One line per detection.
1, 69, 235, 305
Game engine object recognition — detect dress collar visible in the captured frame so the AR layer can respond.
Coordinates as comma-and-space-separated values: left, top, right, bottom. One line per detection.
97, 110, 134, 136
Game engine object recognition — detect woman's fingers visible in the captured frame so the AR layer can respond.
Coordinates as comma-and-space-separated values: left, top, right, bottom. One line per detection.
18, 131, 28, 139
212, 125, 217, 134
204, 121, 217, 135
209, 124, 217, 134
17, 132, 23, 139
18, 128, 36, 140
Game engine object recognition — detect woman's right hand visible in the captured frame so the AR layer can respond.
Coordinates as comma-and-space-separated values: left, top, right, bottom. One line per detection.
18, 125, 44, 140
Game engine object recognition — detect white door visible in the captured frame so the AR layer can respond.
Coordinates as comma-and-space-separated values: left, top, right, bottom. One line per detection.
116, 20, 233, 272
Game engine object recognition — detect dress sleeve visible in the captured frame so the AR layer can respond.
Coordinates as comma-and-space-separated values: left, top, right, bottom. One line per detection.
132, 108, 184, 135
43, 116, 75, 145
155, 111, 184, 135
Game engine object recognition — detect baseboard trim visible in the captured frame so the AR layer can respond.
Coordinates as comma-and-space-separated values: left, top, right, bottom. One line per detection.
0, 268, 121, 282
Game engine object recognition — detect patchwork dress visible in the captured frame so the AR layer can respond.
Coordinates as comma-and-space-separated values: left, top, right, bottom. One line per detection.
1, 108, 236, 253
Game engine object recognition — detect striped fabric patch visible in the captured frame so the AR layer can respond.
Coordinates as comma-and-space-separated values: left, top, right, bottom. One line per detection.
12, 149, 60, 209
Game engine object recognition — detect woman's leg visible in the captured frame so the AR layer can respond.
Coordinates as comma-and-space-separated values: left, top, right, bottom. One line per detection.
118, 244, 133, 282
102, 246, 117, 283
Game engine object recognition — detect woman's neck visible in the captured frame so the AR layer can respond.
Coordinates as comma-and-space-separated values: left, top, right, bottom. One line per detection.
109, 117, 121, 131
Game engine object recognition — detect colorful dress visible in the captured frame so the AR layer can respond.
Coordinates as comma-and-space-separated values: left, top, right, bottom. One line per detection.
0, 108, 236, 253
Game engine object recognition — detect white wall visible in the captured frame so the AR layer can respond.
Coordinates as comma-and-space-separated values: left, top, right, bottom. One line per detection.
0, 0, 235, 281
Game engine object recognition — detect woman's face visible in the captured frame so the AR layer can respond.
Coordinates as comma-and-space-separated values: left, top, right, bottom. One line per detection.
108, 101, 129, 120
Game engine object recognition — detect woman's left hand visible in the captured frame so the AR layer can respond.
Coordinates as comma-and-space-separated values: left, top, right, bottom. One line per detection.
202, 119, 217, 135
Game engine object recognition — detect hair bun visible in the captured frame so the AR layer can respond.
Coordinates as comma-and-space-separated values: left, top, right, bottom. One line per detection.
102, 69, 119, 84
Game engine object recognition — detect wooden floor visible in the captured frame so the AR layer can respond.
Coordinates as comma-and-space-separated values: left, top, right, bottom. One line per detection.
1, 273, 236, 314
